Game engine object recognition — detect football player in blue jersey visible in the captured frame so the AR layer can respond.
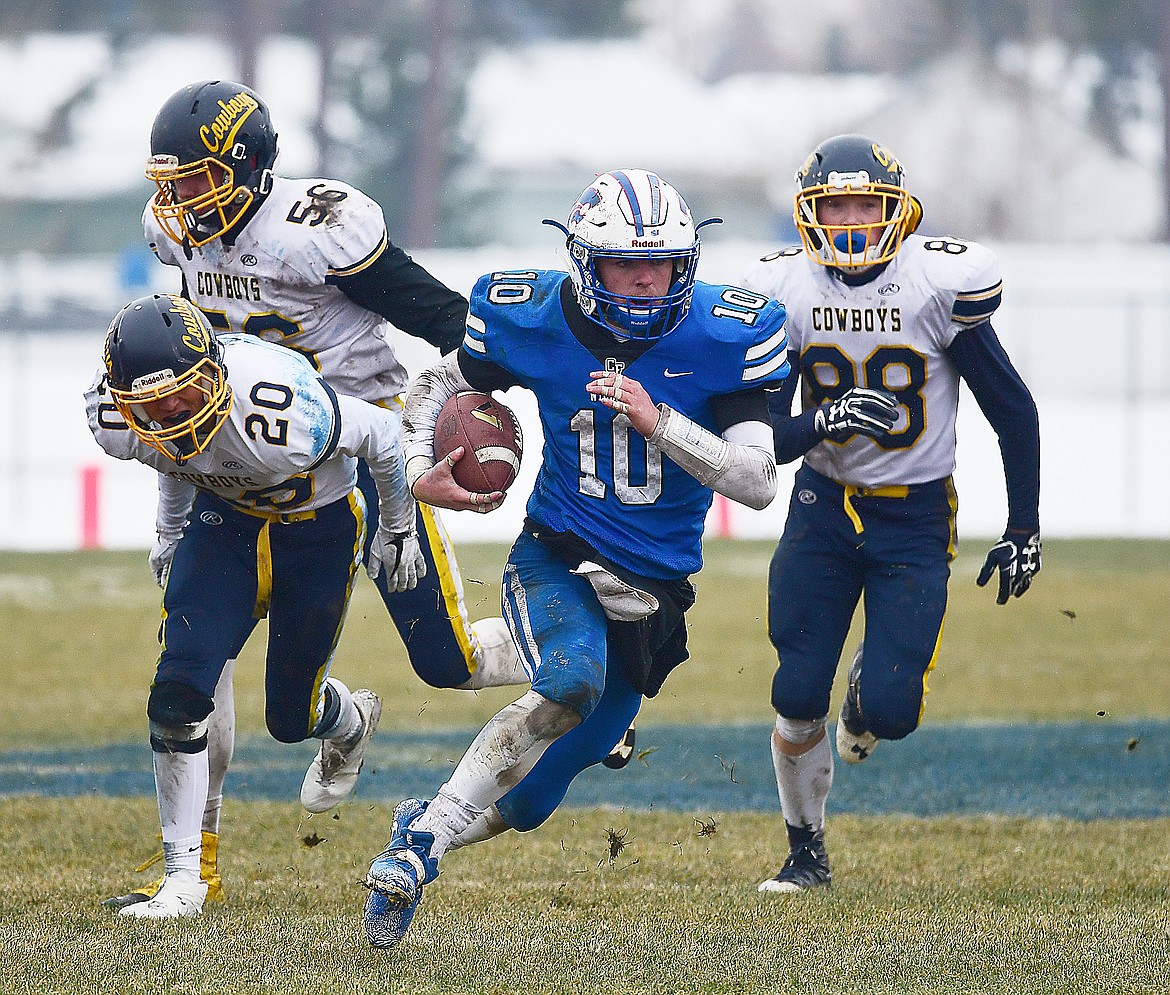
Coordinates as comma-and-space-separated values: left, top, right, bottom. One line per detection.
105, 80, 531, 910
740, 134, 1041, 892
360, 168, 791, 947
86, 294, 424, 918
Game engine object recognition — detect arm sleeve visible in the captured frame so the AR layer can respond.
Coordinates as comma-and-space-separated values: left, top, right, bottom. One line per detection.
717, 420, 778, 510
710, 387, 770, 433
400, 352, 476, 487
457, 348, 521, 393
330, 240, 468, 354
335, 393, 415, 531
946, 320, 1040, 533
155, 474, 196, 537
766, 373, 823, 464
647, 405, 777, 510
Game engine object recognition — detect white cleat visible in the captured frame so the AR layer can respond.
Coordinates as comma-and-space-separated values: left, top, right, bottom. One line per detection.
118, 870, 207, 919
301, 689, 382, 813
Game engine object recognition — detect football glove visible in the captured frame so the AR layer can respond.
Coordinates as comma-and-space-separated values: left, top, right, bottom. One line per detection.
148, 532, 181, 588
977, 530, 1041, 605
815, 387, 900, 440
368, 525, 426, 592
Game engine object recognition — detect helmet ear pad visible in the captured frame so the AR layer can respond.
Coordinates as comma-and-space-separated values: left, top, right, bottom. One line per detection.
904, 196, 924, 236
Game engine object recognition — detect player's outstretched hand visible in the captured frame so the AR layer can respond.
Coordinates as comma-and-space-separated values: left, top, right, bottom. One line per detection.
367, 525, 426, 591
815, 387, 899, 440
412, 447, 505, 514
587, 370, 659, 436
977, 529, 1041, 605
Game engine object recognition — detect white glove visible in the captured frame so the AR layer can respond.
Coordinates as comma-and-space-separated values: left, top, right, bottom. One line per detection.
368, 525, 426, 592
148, 533, 181, 588
570, 561, 659, 621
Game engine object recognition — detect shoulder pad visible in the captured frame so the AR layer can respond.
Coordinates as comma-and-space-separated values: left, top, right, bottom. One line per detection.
904, 235, 1003, 326
739, 245, 805, 298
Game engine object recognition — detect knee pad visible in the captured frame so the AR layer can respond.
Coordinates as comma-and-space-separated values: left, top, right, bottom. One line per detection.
147, 681, 213, 753
774, 713, 827, 746
531, 669, 603, 720
770, 661, 833, 720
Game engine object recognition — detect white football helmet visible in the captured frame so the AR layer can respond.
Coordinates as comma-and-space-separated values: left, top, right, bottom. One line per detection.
549, 169, 707, 341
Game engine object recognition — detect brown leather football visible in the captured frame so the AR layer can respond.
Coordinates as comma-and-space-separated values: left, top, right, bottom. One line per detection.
434, 391, 523, 493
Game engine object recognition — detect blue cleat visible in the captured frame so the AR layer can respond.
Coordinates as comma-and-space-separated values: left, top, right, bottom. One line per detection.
363, 798, 438, 949
388, 797, 429, 848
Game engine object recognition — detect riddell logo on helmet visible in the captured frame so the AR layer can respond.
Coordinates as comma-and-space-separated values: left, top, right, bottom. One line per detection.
631, 239, 665, 248
199, 93, 260, 155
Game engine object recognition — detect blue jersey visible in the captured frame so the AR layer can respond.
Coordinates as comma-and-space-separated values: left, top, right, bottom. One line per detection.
464, 271, 788, 579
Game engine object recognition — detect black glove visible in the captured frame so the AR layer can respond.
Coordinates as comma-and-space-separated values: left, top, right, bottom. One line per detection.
814, 387, 899, 440
977, 529, 1041, 605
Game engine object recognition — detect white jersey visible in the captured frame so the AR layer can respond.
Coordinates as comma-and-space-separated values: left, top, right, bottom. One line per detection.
86, 334, 413, 525
145, 175, 407, 404
740, 233, 1003, 488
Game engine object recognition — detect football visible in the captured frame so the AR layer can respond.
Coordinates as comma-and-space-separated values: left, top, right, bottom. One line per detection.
434, 391, 523, 493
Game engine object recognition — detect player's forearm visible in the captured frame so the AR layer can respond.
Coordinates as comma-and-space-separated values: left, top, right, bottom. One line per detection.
155, 473, 196, 536
338, 395, 416, 531
402, 352, 474, 489
765, 377, 823, 463
333, 242, 467, 353
949, 322, 1040, 532
649, 406, 778, 510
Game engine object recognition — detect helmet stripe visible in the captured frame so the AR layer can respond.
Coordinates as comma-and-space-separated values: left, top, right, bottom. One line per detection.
612, 170, 645, 235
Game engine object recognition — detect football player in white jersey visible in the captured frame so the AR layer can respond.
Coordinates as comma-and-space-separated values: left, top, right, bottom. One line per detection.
740, 135, 1041, 892
104, 80, 530, 909
86, 294, 423, 918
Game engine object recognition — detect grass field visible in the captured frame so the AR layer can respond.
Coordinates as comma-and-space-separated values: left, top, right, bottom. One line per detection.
2, 539, 1169, 994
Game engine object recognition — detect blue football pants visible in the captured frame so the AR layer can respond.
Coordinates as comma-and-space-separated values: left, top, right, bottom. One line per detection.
493, 530, 643, 832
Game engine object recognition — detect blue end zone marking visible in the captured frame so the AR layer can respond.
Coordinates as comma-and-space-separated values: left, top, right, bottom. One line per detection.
2, 721, 1166, 819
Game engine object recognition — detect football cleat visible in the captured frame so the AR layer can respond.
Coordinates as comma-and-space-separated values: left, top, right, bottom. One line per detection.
758, 832, 832, 894
602, 721, 637, 770
118, 869, 207, 919
103, 830, 224, 910
364, 799, 438, 948
836, 645, 878, 764
301, 689, 382, 813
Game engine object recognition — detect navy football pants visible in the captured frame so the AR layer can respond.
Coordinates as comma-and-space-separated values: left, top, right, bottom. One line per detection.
157, 490, 365, 744
357, 461, 482, 688
768, 464, 957, 741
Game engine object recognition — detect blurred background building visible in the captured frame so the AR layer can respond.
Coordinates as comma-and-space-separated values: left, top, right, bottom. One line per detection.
1, 0, 1168, 547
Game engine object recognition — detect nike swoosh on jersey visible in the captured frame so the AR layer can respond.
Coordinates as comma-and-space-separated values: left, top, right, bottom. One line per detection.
663, 369, 694, 378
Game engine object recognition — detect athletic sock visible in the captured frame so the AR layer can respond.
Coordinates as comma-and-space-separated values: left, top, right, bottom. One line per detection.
771, 725, 833, 834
